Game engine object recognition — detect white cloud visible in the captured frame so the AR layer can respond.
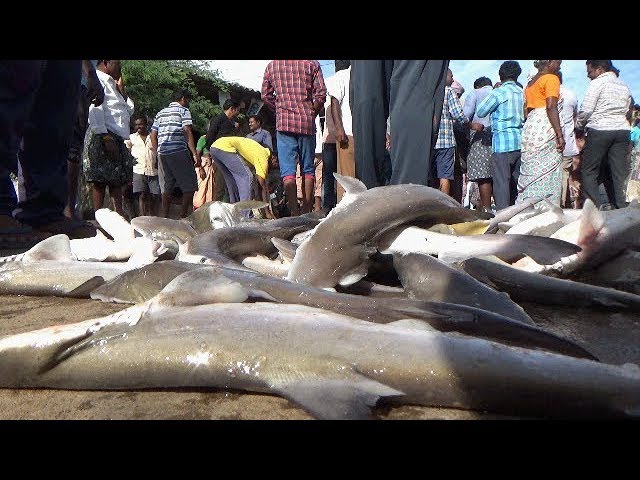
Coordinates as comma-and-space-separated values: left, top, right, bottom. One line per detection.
205, 60, 271, 91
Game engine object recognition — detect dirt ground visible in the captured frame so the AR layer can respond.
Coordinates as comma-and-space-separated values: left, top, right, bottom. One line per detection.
0, 291, 638, 420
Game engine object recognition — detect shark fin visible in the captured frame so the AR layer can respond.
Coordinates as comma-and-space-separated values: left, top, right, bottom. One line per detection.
338, 260, 370, 286
95, 208, 135, 240
66, 276, 106, 298
271, 238, 298, 263
273, 374, 404, 420
334, 174, 368, 195
154, 267, 248, 306
23, 234, 74, 262
577, 199, 604, 248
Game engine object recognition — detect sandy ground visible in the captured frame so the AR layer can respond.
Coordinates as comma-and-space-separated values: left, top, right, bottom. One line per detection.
0, 291, 638, 420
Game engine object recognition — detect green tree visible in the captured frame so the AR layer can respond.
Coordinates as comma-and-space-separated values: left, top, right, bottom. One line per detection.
121, 60, 226, 132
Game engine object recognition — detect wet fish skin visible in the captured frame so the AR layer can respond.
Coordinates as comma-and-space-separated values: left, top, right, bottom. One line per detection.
393, 252, 534, 325
461, 256, 640, 311
90, 263, 596, 360
379, 226, 581, 265
288, 176, 488, 288
0, 302, 636, 419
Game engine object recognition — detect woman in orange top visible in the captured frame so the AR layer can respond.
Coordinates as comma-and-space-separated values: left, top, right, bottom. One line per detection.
517, 60, 565, 205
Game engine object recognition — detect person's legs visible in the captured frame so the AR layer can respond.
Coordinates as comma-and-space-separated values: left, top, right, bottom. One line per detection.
350, 60, 394, 188
210, 148, 242, 204
108, 185, 124, 217
560, 155, 574, 208
65, 84, 89, 220
580, 129, 610, 208
147, 175, 160, 216
491, 152, 511, 210
216, 151, 254, 202
509, 150, 522, 206
91, 182, 106, 211
157, 152, 176, 218
322, 142, 337, 209
477, 178, 493, 210
277, 131, 301, 216
298, 134, 316, 214
15, 60, 81, 227
0, 61, 45, 225
607, 130, 632, 209
389, 60, 449, 186
432, 147, 455, 196
336, 135, 355, 201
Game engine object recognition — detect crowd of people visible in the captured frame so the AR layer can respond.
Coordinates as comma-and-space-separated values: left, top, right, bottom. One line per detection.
1, 59, 638, 250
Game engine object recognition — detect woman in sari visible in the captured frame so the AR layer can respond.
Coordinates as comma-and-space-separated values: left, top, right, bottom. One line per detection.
193, 123, 215, 209
517, 60, 565, 205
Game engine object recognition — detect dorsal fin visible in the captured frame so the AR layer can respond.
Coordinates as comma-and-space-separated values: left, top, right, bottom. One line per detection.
95, 208, 135, 240
334, 174, 367, 195
271, 238, 298, 263
153, 267, 248, 307
23, 234, 74, 262
577, 199, 604, 248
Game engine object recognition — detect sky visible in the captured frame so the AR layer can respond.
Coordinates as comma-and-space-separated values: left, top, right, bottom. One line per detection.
205, 60, 640, 106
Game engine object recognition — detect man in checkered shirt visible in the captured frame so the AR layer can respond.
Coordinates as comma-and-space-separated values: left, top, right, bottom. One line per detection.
433, 68, 468, 197
262, 60, 327, 216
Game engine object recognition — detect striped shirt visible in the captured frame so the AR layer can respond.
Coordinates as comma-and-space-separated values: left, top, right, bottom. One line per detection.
435, 86, 467, 149
261, 60, 327, 136
576, 71, 632, 132
151, 102, 193, 154
476, 81, 524, 153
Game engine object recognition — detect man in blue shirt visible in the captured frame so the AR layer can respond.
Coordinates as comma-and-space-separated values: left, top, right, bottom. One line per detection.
246, 115, 273, 152
476, 61, 524, 210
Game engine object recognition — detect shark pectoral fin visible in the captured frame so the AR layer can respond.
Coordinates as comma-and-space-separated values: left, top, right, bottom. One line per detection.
333, 174, 368, 194
387, 319, 439, 332
67, 276, 106, 298
153, 267, 248, 307
338, 261, 370, 287
23, 234, 74, 262
271, 238, 298, 263
273, 374, 404, 420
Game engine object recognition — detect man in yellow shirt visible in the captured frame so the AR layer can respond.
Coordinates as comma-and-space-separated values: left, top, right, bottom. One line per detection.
210, 136, 276, 218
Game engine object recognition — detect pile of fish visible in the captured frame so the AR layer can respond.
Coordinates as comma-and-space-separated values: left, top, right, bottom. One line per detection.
1, 174, 639, 419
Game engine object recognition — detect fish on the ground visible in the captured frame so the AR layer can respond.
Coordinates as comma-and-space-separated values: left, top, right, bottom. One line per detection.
90, 265, 596, 359
485, 196, 547, 234
460, 255, 640, 311
393, 252, 534, 325
378, 226, 581, 264
287, 174, 490, 288
0, 293, 635, 419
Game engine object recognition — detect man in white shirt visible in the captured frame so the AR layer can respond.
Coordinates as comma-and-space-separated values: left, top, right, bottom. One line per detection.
125, 116, 159, 216
85, 60, 135, 218
576, 60, 633, 209
328, 62, 353, 201
558, 72, 580, 208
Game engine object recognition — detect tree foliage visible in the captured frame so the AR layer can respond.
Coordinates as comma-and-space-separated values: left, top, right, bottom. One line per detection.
121, 60, 227, 132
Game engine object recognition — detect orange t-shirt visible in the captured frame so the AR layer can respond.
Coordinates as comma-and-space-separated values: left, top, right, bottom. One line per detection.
525, 74, 560, 109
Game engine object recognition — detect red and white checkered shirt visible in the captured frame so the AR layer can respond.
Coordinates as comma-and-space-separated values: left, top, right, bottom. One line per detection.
261, 60, 327, 136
